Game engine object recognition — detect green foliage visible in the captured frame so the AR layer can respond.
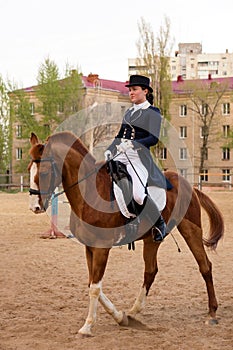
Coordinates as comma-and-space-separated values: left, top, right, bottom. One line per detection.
36, 57, 62, 126
0, 75, 11, 173
7, 57, 84, 174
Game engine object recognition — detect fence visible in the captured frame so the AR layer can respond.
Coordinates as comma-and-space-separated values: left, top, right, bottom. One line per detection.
0, 173, 29, 192
0, 172, 232, 192
197, 173, 232, 191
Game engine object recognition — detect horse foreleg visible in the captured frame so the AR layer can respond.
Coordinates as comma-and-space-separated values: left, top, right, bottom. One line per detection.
99, 290, 128, 326
79, 247, 110, 336
78, 281, 101, 336
129, 237, 159, 317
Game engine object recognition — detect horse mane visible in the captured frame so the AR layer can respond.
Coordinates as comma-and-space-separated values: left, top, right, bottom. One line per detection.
47, 131, 96, 164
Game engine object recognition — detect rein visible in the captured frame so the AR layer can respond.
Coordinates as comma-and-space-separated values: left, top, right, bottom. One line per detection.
53, 152, 121, 198
53, 164, 104, 199
29, 152, 122, 209
29, 154, 119, 200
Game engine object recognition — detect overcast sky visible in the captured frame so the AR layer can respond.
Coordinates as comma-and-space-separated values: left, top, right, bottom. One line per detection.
1, 0, 233, 87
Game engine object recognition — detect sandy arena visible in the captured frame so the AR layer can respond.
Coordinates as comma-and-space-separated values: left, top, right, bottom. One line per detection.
0, 191, 232, 350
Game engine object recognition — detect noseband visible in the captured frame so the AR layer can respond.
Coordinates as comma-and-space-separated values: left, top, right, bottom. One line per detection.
29, 157, 59, 209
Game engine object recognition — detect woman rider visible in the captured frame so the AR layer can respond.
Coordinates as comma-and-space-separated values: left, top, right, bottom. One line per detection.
104, 75, 172, 241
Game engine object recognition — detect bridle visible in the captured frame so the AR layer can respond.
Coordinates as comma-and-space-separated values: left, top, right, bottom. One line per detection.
29, 155, 110, 209
29, 157, 60, 210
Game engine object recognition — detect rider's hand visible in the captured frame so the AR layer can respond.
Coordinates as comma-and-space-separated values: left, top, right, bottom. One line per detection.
104, 150, 112, 161
116, 139, 133, 153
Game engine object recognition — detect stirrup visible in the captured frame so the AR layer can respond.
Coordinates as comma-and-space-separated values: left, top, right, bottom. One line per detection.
152, 226, 168, 242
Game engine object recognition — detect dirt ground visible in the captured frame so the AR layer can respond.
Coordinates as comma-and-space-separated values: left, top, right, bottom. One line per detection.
0, 190, 232, 350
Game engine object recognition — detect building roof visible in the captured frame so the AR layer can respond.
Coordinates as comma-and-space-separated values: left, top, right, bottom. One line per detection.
172, 75, 233, 94
22, 73, 129, 96
82, 74, 129, 95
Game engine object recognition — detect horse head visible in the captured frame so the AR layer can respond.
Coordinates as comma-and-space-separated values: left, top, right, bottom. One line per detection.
28, 132, 62, 213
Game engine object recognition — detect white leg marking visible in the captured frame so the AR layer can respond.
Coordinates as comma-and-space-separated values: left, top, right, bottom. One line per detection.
78, 281, 101, 336
129, 286, 147, 317
99, 291, 125, 324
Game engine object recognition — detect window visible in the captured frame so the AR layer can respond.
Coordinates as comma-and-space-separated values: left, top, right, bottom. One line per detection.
16, 148, 22, 160
179, 126, 187, 138
223, 125, 230, 137
16, 125, 22, 138
159, 147, 167, 160
200, 126, 204, 138
200, 125, 209, 138
222, 169, 230, 182
200, 169, 208, 182
179, 148, 187, 160
180, 105, 187, 117
201, 103, 208, 116
30, 102, 35, 115
222, 102, 230, 115
222, 147, 230, 160
179, 169, 187, 178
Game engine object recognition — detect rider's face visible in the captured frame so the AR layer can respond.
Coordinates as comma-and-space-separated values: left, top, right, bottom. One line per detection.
128, 86, 147, 104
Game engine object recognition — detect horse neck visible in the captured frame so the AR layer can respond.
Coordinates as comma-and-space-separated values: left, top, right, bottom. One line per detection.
60, 144, 96, 214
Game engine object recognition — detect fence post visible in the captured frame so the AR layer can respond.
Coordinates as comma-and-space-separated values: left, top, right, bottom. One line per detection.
20, 175, 24, 192
198, 175, 202, 191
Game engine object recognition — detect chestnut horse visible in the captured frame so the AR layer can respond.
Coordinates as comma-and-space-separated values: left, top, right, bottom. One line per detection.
28, 131, 224, 336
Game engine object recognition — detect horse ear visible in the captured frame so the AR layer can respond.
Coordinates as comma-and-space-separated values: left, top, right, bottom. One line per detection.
30, 132, 39, 145
38, 144, 45, 156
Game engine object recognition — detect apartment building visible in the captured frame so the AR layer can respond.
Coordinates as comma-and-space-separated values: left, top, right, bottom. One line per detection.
128, 43, 233, 81
11, 72, 233, 189
11, 74, 131, 181
160, 76, 233, 187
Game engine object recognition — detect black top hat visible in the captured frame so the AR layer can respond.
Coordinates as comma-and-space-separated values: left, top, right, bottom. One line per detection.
125, 74, 153, 92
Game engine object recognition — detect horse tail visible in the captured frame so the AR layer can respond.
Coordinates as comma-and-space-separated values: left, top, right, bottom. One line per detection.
194, 188, 224, 250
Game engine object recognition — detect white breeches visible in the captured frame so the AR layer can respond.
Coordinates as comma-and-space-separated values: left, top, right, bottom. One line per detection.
115, 149, 148, 205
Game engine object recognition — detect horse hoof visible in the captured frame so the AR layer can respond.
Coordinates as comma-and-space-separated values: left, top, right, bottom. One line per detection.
77, 331, 93, 338
78, 326, 93, 337
119, 312, 129, 327
205, 318, 218, 325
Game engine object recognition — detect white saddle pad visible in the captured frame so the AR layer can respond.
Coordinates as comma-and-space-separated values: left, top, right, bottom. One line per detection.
147, 186, 166, 211
113, 183, 166, 218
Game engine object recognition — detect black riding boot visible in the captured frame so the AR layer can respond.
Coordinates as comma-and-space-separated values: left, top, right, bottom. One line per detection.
142, 196, 169, 242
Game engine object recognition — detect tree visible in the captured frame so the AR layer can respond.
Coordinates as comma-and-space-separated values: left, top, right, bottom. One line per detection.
36, 58, 84, 140
62, 63, 83, 116
136, 16, 174, 166
136, 16, 174, 118
183, 79, 230, 174
7, 58, 84, 174
0, 76, 12, 174
9, 85, 41, 172
36, 57, 62, 137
